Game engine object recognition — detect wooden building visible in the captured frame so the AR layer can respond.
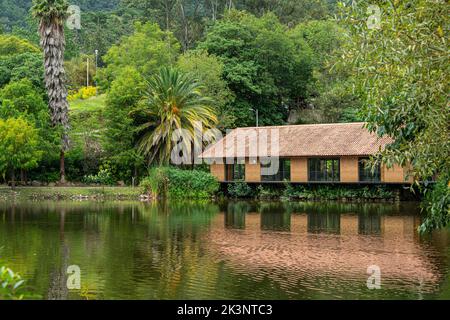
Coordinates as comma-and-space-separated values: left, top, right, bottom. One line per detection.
200, 122, 412, 184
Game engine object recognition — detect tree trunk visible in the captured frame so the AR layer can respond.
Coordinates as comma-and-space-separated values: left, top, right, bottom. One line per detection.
179, 3, 189, 52
38, 17, 70, 186
20, 169, 25, 185
11, 169, 15, 190
60, 149, 66, 184
227, 0, 234, 10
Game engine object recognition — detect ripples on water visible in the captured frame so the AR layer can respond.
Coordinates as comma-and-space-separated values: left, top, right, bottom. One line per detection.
0, 201, 448, 300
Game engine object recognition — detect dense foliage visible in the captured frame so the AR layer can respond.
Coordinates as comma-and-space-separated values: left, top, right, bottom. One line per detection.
0, 118, 43, 186
227, 182, 396, 201
100, 22, 180, 89
338, 0, 449, 231
419, 175, 450, 233
0, 265, 37, 300
140, 167, 219, 199
198, 11, 314, 126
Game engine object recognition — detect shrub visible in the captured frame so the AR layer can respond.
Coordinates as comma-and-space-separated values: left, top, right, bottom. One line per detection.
83, 167, 114, 185
0, 266, 37, 300
140, 167, 219, 199
420, 174, 450, 233
227, 181, 254, 198
68, 86, 97, 101
257, 185, 282, 199
282, 184, 394, 201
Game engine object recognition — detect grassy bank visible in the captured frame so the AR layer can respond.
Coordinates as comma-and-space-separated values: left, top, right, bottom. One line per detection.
0, 186, 142, 201
70, 94, 106, 113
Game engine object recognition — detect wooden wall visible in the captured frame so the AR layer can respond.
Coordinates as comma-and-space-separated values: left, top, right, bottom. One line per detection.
245, 159, 261, 182
291, 158, 308, 182
210, 164, 225, 181
340, 157, 359, 183
382, 164, 407, 183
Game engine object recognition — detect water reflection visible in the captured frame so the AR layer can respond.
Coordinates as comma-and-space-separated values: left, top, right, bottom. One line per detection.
358, 213, 382, 235
307, 212, 340, 234
216, 202, 450, 299
0, 200, 449, 300
224, 202, 247, 229
260, 203, 291, 231
222, 202, 401, 236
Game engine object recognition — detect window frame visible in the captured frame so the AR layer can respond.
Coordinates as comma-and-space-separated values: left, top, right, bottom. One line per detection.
261, 158, 291, 182
358, 157, 381, 182
308, 158, 340, 182
226, 163, 245, 181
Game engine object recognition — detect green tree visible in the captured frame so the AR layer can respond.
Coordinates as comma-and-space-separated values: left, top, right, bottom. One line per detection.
338, 1, 449, 231
136, 67, 218, 165
198, 10, 314, 126
177, 50, 235, 128
101, 22, 180, 88
238, 0, 333, 24
0, 34, 40, 56
289, 20, 360, 124
104, 67, 146, 182
64, 10, 135, 60
32, 0, 70, 183
0, 34, 44, 90
0, 52, 44, 90
0, 118, 43, 188
0, 79, 60, 183
0, 78, 46, 117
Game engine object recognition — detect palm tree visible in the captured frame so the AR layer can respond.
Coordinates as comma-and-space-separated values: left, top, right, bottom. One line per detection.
137, 67, 218, 165
32, 0, 70, 183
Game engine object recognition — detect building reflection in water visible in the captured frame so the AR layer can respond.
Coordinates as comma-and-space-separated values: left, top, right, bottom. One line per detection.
210, 202, 444, 295
307, 211, 341, 234
223, 202, 413, 237
224, 202, 248, 229
260, 203, 291, 231
358, 212, 382, 235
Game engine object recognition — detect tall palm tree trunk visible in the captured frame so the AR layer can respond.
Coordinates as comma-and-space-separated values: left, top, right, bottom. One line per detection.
33, 0, 70, 184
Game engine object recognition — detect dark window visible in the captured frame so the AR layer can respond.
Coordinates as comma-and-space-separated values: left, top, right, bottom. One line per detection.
226, 163, 245, 181
308, 159, 340, 182
261, 159, 291, 182
359, 158, 381, 182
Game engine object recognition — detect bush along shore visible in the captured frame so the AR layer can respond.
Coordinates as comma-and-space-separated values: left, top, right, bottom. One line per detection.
227, 181, 401, 202
140, 167, 220, 200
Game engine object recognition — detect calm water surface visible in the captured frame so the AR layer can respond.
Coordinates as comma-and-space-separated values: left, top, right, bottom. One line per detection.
0, 201, 449, 300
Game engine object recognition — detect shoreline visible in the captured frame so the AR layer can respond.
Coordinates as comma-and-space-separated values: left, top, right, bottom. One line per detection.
0, 186, 419, 203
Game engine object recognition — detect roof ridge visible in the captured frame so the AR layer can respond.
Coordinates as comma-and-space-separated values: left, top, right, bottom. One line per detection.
234, 122, 367, 130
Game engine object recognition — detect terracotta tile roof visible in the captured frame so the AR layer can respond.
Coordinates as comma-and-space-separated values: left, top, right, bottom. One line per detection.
200, 122, 393, 159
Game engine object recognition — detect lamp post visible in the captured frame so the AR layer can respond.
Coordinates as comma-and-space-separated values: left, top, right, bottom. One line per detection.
250, 108, 259, 127
95, 49, 98, 86
86, 57, 89, 87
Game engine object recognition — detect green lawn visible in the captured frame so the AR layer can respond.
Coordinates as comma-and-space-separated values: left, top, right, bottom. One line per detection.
0, 186, 143, 201
69, 94, 107, 147
69, 94, 107, 113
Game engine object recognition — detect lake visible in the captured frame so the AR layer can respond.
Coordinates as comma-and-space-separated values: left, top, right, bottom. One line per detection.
0, 200, 449, 300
